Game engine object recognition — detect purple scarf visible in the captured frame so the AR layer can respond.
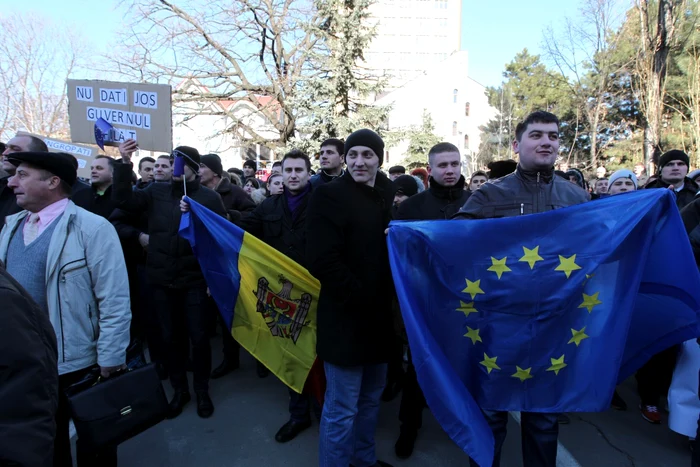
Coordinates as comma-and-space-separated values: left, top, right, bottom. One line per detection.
285, 183, 311, 220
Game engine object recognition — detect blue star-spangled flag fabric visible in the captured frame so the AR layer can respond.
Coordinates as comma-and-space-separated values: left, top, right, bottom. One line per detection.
387, 189, 700, 467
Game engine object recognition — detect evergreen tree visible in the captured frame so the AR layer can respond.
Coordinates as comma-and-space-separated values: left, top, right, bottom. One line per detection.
288, 0, 390, 154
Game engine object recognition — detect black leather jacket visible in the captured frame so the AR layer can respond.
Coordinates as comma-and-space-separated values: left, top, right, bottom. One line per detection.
456, 165, 589, 219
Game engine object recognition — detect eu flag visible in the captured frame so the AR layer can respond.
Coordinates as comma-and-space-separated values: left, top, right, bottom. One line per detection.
179, 197, 320, 393
387, 189, 700, 467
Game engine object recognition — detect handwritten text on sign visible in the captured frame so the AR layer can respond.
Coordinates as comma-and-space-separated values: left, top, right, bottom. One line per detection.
67, 79, 172, 152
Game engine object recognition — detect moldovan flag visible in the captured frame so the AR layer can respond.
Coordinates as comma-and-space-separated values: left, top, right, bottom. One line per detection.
179, 197, 319, 393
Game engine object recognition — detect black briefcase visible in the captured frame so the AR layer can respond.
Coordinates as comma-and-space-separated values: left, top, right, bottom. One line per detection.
65, 363, 168, 449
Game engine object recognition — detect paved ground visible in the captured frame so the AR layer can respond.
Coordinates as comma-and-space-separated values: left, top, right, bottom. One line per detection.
112, 340, 693, 467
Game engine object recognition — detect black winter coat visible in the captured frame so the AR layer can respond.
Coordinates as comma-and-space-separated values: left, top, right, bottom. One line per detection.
306, 171, 396, 366
237, 186, 312, 265
681, 199, 700, 268
457, 165, 589, 218
0, 173, 21, 228
645, 176, 699, 210
309, 169, 344, 188
216, 177, 256, 222
396, 176, 470, 220
112, 161, 226, 288
0, 261, 58, 467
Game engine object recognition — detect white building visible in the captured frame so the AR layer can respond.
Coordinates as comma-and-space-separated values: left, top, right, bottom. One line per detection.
375, 51, 495, 173
364, 0, 463, 89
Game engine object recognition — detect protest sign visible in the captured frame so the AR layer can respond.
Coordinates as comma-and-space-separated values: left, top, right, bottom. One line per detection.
67, 79, 172, 152
16, 131, 98, 180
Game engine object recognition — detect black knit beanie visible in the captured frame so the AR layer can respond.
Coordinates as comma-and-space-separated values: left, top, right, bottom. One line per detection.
344, 129, 384, 166
658, 150, 689, 169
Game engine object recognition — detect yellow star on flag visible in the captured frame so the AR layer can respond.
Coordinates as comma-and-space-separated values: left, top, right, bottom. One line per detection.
519, 246, 544, 269
578, 292, 603, 313
546, 355, 567, 375
555, 255, 581, 278
464, 326, 482, 345
487, 257, 512, 279
568, 327, 589, 346
480, 353, 501, 374
511, 366, 534, 382
456, 300, 478, 317
462, 279, 485, 300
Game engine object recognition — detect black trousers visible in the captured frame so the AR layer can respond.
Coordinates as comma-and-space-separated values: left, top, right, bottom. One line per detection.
153, 285, 211, 393
399, 349, 426, 433
140, 266, 165, 365
54, 367, 118, 467
636, 345, 678, 407
218, 311, 241, 360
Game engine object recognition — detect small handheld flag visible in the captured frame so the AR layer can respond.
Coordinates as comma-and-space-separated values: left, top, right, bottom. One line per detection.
172, 155, 185, 177
172, 153, 187, 196
94, 118, 113, 150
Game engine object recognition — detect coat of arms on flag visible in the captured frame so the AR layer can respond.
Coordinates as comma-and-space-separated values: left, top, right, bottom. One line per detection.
255, 275, 312, 344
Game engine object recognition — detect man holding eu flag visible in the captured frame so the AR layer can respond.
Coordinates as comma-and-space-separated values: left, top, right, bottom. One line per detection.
457, 111, 589, 466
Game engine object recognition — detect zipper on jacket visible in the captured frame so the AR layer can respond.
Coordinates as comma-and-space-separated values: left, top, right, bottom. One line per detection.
56, 258, 87, 362
536, 172, 541, 213
520, 203, 524, 215
88, 306, 97, 340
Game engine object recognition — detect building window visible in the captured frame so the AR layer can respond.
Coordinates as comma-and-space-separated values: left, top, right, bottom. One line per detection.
465, 102, 470, 117
452, 121, 457, 136
464, 134, 469, 149
453, 89, 458, 104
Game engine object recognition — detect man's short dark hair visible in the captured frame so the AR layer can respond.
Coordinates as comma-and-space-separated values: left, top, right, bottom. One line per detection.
388, 165, 406, 175
428, 142, 460, 165
156, 154, 171, 163
94, 155, 115, 169
243, 159, 257, 170
23, 135, 48, 152
272, 161, 282, 168
321, 138, 344, 156
515, 111, 560, 142
470, 170, 488, 181
138, 156, 155, 171
281, 149, 311, 171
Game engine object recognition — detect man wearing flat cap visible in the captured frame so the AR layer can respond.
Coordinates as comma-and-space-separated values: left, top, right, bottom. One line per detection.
307, 129, 396, 467
645, 149, 699, 210
0, 151, 131, 466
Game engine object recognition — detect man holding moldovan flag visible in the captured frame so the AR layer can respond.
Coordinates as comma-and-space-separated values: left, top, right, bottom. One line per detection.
178, 150, 321, 444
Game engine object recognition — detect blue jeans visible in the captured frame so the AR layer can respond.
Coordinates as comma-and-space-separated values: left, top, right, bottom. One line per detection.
319, 362, 387, 467
469, 411, 559, 467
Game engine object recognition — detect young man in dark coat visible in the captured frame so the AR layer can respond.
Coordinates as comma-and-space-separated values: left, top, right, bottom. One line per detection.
113, 144, 226, 420
392, 142, 470, 459
0, 260, 58, 467
199, 153, 256, 221
645, 149, 699, 210
307, 129, 396, 467
233, 149, 320, 443
310, 138, 345, 187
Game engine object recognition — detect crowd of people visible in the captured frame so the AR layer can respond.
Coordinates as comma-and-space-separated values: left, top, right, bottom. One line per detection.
1, 110, 699, 467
